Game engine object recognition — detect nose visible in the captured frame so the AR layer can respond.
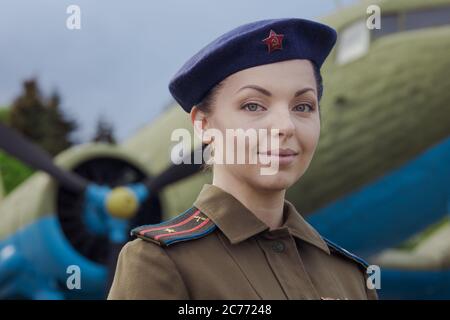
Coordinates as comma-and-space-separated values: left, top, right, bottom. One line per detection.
270, 106, 295, 140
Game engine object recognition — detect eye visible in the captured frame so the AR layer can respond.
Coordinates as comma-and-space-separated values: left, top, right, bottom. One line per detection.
241, 103, 265, 112
293, 103, 314, 112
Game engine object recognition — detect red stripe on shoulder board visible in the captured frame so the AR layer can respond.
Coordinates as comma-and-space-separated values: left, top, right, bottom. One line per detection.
139, 209, 200, 235
155, 218, 211, 240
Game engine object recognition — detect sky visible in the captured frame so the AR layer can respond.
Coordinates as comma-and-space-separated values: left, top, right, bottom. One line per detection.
0, 0, 358, 143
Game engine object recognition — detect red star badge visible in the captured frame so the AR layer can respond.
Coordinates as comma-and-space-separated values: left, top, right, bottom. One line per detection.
262, 29, 284, 53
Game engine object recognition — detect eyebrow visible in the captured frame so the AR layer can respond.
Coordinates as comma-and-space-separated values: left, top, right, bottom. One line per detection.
236, 85, 316, 98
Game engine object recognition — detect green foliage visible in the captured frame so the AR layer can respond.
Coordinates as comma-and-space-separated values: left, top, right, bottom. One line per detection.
9, 79, 78, 156
0, 107, 9, 124
0, 78, 79, 195
0, 150, 34, 195
0, 107, 35, 194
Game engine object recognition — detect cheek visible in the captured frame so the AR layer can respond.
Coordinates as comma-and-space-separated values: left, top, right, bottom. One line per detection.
210, 111, 261, 156
295, 120, 320, 153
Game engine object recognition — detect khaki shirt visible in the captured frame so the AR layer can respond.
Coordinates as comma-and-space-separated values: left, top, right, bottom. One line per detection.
108, 184, 378, 300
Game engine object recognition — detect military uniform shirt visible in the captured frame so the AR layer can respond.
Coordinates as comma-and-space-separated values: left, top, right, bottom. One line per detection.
108, 184, 378, 300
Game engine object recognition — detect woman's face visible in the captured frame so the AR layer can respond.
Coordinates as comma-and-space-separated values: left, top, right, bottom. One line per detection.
195, 59, 320, 192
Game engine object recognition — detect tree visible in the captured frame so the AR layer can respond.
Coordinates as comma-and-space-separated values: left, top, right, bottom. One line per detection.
0, 106, 9, 124
92, 116, 116, 144
9, 79, 78, 156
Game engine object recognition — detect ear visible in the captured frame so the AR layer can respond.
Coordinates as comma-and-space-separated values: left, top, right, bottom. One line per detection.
190, 106, 211, 144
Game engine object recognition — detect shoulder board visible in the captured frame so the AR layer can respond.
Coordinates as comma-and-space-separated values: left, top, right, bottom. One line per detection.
323, 237, 369, 270
131, 206, 217, 247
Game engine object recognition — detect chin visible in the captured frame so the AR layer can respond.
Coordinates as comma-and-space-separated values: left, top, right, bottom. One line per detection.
249, 169, 299, 191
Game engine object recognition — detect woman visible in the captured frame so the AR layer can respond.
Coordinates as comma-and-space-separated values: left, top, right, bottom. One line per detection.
108, 18, 378, 300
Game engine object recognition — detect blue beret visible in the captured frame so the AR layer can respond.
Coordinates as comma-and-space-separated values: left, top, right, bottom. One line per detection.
169, 18, 337, 113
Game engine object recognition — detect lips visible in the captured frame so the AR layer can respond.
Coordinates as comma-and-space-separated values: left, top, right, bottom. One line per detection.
257, 148, 299, 156
257, 148, 299, 166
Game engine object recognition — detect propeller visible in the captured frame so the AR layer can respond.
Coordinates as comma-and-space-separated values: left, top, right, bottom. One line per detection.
0, 122, 205, 196
0, 122, 207, 296
0, 123, 88, 193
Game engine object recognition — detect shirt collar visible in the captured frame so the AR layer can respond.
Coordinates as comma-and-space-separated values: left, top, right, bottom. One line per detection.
193, 184, 330, 255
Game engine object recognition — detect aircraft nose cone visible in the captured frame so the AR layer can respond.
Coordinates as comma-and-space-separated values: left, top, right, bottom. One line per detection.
106, 187, 139, 219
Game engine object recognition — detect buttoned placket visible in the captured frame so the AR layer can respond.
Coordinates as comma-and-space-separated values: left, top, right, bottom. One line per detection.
256, 227, 321, 300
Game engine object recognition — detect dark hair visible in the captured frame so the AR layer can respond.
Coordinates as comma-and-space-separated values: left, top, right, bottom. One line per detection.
196, 61, 323, 171
312, 62, 323, 105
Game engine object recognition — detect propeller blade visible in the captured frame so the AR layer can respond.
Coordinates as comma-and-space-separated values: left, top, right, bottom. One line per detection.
0, 122, 88, 193
143, 143, 207, 192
